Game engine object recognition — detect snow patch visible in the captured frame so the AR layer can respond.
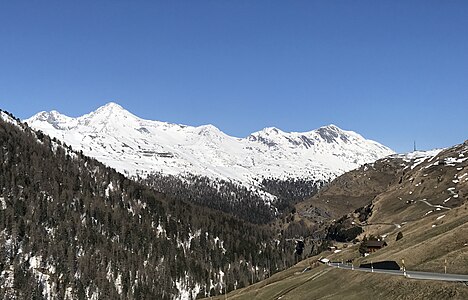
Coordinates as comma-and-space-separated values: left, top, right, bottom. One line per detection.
444, 156, 468, 166
156, 222, 166, 237
397, 149, 443, 170
214, 236, 227, 254
0, 197, 6, 210
106, 264, 123, 296
28, 255, 57, 300
105, 181, 115, 197
175, 277, 201, 300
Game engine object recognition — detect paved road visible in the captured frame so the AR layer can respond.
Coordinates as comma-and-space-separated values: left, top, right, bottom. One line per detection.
328, 262, 468, 283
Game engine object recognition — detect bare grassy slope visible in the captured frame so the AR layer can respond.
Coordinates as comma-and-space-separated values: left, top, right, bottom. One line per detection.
211, 141, 468, 299
210, 202, 468, 299
357, 142, 468, 274
209, 256, 468, 300
370, 142, 468, 224
323, 141, 468, 274
296, 155, 405, 221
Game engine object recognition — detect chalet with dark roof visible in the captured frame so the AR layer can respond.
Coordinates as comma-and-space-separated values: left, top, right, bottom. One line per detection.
366, 240, 387, 253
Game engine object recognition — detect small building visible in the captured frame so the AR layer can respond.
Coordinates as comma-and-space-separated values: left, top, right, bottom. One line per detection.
366, 240, 387, 253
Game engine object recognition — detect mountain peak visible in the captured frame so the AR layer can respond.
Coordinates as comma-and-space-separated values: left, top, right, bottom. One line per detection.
92, 102, 129, 116
326, 123, 339, 129
314, 124, 355, 144
317, 124, 342, 132
194, 124, 227, 141
99, 102, 125, 111
25, 109, 72, 130
252, 127, 285, 136
263, 126, 282, 133
82, 102, 139, 124
29, 110, 63, 121
196, 124, 221, 133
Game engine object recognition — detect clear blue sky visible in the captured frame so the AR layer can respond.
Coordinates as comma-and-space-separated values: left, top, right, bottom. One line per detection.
1, 1, 467, 153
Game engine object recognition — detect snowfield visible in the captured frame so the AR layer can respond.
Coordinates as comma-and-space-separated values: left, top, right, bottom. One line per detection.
25, 102, 394, 188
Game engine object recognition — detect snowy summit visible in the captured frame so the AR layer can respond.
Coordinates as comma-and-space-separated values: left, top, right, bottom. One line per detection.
25, 102, 394, 186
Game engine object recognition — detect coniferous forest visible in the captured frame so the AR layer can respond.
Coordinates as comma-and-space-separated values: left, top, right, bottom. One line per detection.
0, 110, 305, 299
141, 173, 322, 225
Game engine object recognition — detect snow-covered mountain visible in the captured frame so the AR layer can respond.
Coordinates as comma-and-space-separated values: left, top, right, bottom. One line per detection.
25, 102, 394, 187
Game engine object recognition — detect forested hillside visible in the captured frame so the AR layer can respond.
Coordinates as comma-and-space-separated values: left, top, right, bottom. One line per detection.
141, 173, 322, 224
0, 110, 299, 299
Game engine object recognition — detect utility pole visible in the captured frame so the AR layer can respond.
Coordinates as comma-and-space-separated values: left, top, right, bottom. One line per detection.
402, 259, 406, 277
371, 261, 373, 273
414, 141, 416, 152
445, 258, 447, 274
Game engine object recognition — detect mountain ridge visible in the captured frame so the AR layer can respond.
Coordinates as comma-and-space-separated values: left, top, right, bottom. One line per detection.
25, 102, 394, 191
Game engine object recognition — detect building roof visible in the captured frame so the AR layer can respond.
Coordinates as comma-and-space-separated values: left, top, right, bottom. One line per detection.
367, 240, 387, 248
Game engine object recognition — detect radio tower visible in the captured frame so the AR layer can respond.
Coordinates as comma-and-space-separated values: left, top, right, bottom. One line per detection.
413, 140, 416, 152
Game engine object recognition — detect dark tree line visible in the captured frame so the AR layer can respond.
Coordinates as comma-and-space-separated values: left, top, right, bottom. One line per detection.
139, 173, 323, 225
141, 173, 276, 224
326, 215, 363, 243
261, 177, 323, 212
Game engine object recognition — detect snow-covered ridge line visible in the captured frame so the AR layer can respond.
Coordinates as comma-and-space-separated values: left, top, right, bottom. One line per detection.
24, 102, 394, 190
388, 149, 445, 170
1, 110, 22, 127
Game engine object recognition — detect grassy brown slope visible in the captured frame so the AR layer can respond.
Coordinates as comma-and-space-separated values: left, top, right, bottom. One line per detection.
359, 142, 468, 272
297, 156, 405, 222
297, 141, 467, 226
326, 142, 468, 273
209, 259, 468, 300
209, 142, 468, 299
209, 203, 468, 299
370, 144, 468, 225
